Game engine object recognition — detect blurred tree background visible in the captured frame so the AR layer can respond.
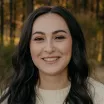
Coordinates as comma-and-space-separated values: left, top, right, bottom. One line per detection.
0, 0, 104, 92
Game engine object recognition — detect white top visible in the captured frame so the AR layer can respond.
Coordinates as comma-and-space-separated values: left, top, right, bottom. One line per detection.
88, 77, 104, 104
1, 77, 104, 104
36, 84, 70, 104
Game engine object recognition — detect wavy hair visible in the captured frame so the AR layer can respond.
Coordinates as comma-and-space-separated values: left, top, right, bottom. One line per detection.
0, 6, 93, 104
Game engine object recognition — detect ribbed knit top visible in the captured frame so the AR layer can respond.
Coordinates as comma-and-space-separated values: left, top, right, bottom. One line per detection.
36, 84, 70, 104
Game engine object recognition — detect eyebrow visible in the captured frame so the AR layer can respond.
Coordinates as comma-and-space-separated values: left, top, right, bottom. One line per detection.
32, 30, 68, 35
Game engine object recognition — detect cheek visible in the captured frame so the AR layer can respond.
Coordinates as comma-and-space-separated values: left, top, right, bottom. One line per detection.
60, 39, 72, 56
66, 42, 72, 54
30, 43, 41, 59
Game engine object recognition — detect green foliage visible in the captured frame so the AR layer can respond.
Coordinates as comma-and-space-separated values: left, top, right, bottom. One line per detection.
0, 44, 15, 66
0, 44, 15, 91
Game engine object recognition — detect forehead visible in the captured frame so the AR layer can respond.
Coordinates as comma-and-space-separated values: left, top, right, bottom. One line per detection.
32, 13, 69, 33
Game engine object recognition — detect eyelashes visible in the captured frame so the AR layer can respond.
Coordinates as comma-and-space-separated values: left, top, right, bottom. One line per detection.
34, 37, 44, 41
34, 36, 66, 42
55, 36, 65, 39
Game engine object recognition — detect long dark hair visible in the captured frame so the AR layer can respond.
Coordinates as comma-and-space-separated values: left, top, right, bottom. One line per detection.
0, 6, 93, 104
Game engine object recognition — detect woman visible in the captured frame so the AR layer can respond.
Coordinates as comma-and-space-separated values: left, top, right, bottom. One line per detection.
0, 6, 104, 104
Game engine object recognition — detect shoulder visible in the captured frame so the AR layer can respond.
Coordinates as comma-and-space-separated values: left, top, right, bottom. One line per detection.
88, 77, 104, 104
0, 98, 8, 104
0, 88, 9, 104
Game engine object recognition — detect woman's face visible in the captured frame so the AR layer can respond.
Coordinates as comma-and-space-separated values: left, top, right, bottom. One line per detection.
30, 13, 72, 76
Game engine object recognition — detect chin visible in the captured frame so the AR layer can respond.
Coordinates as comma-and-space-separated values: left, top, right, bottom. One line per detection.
39, 67, 67, 76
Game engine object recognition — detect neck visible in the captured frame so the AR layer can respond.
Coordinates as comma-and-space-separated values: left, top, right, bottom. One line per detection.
38, 69, 70, 90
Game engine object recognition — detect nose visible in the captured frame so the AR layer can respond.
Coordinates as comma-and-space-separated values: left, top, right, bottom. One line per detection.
44, 40, 55, 53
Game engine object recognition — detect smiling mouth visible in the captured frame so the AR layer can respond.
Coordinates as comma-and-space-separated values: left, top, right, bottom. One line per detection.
42, 57, 60, 63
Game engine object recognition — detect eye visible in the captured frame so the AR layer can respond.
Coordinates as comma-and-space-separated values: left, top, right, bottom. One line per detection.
34, 37, 44, 41
55, 36, 65, 40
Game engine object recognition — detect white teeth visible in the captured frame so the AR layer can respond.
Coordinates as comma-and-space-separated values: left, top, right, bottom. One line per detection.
43, 58, 58, 61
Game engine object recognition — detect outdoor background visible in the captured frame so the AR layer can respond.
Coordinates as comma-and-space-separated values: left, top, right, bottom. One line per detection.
0, 0, 104, 93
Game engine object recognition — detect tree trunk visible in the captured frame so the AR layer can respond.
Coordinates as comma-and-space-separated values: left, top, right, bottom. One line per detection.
9, 0, 13, 43
77, 0, 81, 13
66, 0, 69, 8
0, 0, 4, 44
47, 0, 52, 6
102, 30, 104, 63
96, 0, 100, 19
82, 0, 88, 13
102, 1, 104, 63
73, 0, 77, 12
13, 0, 16, 40
57, 0, 60, 4
90, 0, 94, 12
24, 0, 33, 18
